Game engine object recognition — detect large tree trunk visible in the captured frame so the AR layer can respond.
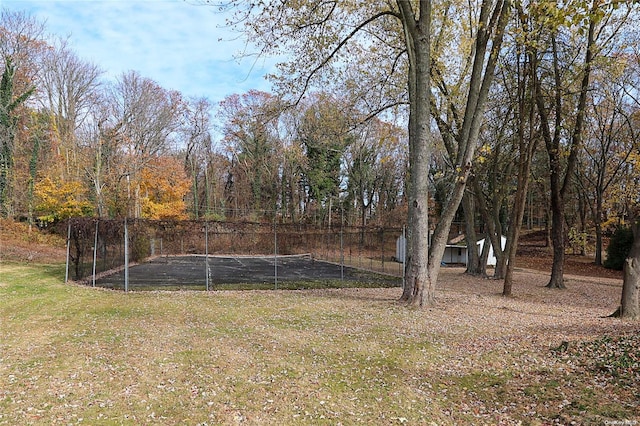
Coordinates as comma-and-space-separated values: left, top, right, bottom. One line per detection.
401, 0, 509, 306
463, 191, 483, 276
536, 16, 595, 289
432, 0, 510, 291
472, 177, 502, 278
547, 179, 566, 289
503, 122, 537, 295
503, 131, 536, 294
398, 1, 433, 306
618, 220, 640, 319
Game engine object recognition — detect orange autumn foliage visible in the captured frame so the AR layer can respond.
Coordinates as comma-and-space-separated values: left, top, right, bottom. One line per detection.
139, 157, 191, 220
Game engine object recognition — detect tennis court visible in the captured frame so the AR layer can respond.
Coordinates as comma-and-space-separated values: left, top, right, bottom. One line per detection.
92, 254, 402, 290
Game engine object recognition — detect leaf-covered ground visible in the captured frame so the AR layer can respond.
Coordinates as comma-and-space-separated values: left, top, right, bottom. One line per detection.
0, 219, 66, 263
1, 260, 638, 425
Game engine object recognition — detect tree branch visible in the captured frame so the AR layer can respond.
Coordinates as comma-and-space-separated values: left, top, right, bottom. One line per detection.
292, 10, 401, 106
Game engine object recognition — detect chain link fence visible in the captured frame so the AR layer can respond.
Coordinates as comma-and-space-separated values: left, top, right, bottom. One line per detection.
56, 218, 405, 285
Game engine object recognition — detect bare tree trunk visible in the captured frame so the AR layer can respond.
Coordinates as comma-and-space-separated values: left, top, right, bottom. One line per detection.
535, 15, 595, 289
617, 220, 640, 319
479, 235, 491, 274
401, 0, 509, 306
547, 179, 567, 289
502, 15, 539, 295
489, 230, 505, 279
415, 0, 510, 302
472, 178, 501, 278
503, 128, 538, 295
503, 142, 536, 294
545, 209, 552, 248
399, 1, 432, 305
463, 191, 482, 276
594, 194, 604, 266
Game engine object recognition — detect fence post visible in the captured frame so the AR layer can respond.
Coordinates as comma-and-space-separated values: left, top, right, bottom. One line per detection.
124, 218, 129, 292
402, 225, 406, 289
340, 209, 344, 281
381, 227, 385, 273
205, 221, 209, 291
274, 217, 278, 290
92, 220, 98, 287
65, 221, 71, 283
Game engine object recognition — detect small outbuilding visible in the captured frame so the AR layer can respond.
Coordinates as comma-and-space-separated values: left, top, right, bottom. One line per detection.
396, 235, 506, 266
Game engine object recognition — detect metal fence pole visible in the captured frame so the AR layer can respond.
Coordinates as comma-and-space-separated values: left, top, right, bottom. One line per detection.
65, 221, 71, 283
402, 225, 406, 289
381, 228, 385, 273
92, 220, 98, 287
205, 221, 209, 291
274, 218, 278, 290
370, 230, 373, 270
124, 218, 129, 292
339, 208, 343, 280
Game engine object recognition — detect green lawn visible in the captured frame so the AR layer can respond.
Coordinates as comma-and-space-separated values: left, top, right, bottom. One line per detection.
1, 262, 638, 425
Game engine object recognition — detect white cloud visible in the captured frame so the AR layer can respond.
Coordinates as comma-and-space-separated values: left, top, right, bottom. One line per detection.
1, 0, 276, 103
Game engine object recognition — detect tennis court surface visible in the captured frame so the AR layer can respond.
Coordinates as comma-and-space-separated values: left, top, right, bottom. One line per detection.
93, 254, 402, 290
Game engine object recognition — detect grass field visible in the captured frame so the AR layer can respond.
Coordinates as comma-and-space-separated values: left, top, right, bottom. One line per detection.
1, 261, 638, 425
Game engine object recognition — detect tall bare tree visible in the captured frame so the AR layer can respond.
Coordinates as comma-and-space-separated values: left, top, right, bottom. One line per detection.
38, 38, 103, 181
345, 118, 407, 228
218, 90, 283, 218
181, 96, 214, 219
500, 28, 540, 296
106, 70, 181, 218
528, 1, 636, 288
212, 0, 509, 307
576, 55, 639, 266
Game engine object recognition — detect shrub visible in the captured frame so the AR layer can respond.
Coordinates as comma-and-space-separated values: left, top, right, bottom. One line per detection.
130, 233, 151, 263
604, 227, 634, 270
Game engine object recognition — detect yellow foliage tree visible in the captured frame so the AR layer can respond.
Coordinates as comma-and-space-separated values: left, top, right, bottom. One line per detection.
139, 156, 191, 220
34, 177, 93, 223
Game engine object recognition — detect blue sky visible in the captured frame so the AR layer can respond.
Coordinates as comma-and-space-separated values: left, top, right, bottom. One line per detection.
1, 0, 276, 104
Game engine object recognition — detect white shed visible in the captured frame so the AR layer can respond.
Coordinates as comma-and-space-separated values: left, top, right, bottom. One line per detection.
396, 235, 506, 266
477, 235, 507, 266
442, 244, 467, 264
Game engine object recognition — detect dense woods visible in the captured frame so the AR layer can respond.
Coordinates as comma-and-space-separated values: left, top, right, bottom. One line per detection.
2, 3, 640, 313
0, 10, 408, 228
